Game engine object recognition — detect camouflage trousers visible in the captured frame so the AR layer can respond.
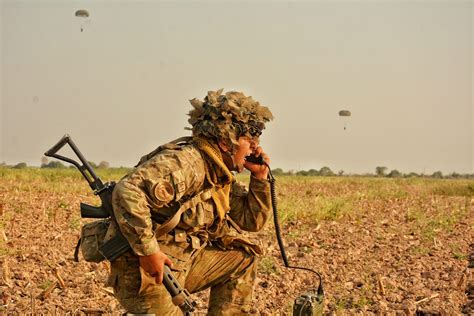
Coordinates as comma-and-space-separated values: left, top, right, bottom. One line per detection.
108, 242, 258, 316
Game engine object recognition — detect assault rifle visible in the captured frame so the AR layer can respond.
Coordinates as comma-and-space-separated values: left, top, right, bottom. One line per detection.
45, 134, 196, 315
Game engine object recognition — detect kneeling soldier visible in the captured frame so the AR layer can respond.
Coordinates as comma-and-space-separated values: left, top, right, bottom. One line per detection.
109, 89, 273, 315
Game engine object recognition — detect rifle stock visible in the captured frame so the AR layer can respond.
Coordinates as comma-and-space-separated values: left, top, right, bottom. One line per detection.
45, 134, 197, 314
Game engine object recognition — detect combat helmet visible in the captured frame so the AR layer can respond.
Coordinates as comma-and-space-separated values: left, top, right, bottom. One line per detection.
187, 89, 273, 151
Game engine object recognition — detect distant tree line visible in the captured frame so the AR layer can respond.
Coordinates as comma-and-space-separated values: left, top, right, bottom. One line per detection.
39, 157, 110, 169
0, 158, 111, 169
270, 166, 474, 179
371, 166, 474, 179
0, 160, 473, 179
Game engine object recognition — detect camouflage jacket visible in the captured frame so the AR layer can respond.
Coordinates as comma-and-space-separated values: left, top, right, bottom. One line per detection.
111, 141, 272, 257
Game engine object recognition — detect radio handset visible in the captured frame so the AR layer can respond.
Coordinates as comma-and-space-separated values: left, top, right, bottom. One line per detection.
244, 154, 266, 165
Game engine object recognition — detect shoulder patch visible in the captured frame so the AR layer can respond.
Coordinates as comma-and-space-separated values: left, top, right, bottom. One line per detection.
153, 180, 175, 202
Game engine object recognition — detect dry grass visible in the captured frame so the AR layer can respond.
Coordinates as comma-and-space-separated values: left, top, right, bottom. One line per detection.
0, 167, 472, 314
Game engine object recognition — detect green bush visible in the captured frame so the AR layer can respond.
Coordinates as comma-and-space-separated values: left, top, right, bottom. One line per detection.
319, 166, 334, 176
98, 161, 110, 169
388, 169, 402, 178
42, 161, 66, 169
375, 166, 387, 177
271, 168, 285, 176
13, 162, 27, 169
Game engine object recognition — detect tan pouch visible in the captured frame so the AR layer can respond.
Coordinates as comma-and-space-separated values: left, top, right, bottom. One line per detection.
80, 219, 110, 263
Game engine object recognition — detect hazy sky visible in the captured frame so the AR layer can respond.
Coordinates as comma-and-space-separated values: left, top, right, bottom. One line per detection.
1, 0, 472, 174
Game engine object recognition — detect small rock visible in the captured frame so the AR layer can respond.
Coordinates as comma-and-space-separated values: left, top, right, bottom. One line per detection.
353, 278, 364, 287
387, 293, 403, 303
401, 299, 416, 314
1, 291, 10, 306
374, 300, 388, 312
13, 272, 26, 280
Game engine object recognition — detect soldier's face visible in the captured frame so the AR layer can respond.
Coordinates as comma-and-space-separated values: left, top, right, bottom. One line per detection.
232, 137, 252, 172
232, 136, 260, 173
219, 136, 258, 172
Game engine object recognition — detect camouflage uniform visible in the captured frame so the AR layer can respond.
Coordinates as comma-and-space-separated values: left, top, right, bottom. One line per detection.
108, 89, 273, 315
109, 140, 272, 315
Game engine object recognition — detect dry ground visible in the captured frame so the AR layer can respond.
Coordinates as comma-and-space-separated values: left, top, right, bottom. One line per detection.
0, 168, 472, 315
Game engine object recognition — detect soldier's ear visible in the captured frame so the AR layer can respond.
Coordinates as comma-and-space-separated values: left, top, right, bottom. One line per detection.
217, 140, 230, 153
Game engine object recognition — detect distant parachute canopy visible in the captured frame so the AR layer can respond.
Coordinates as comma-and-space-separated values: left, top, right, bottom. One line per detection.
338, 110, 351, 117
75, 9, 90, 32
338, 110, 351, 130
75, 10, 89, 18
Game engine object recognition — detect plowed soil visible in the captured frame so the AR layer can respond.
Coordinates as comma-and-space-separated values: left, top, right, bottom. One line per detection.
0, 169, 472, 315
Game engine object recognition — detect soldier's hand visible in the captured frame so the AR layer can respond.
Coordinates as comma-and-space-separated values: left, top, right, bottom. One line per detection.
139, 251, 173, 284
244, 146, 270, 180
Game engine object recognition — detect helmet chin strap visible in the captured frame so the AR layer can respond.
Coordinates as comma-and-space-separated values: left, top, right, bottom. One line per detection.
221, 150, 242, 172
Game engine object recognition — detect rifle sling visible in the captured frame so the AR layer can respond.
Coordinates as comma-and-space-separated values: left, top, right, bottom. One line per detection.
154, 187, 216, 238
74, 238, 81, 262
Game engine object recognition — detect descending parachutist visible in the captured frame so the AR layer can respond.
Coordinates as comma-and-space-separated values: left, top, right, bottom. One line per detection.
75, 9, 89, 33
339, 110, 351, 131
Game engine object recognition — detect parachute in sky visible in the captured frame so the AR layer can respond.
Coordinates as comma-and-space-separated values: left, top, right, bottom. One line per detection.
75, 10, 90, 32
338, 110, 351, 130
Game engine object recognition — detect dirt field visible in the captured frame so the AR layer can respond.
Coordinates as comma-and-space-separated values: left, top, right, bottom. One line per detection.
0, 168, 472, 315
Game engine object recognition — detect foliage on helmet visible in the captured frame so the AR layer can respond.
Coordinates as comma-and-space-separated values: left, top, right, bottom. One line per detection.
187, 89, 273, 147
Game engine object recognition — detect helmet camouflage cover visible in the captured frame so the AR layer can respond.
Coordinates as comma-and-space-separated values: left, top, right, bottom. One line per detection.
187, 89, 273, 149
